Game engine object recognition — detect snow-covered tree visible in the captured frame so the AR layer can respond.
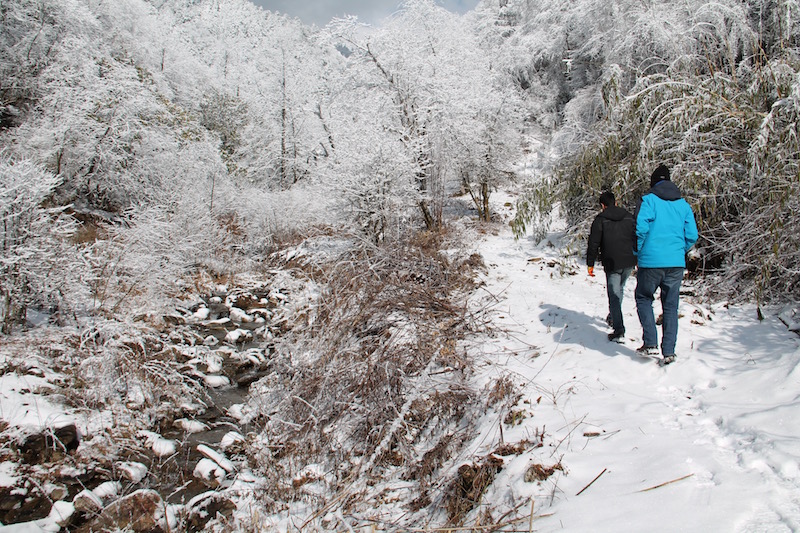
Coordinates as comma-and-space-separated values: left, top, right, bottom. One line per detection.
0, 153, 78, 333
324, 0, 523, 235
512, 0, 800, 301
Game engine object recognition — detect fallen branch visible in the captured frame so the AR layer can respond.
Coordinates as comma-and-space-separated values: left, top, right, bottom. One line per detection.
489, 499, 529, 531
637, 473, 694, 492
576, 468, 607, 496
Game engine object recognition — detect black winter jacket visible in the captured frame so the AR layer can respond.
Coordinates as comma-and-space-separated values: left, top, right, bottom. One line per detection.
586, 205, 637, 271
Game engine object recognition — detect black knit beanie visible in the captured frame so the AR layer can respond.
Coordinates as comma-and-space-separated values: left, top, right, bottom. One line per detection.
650, 164, 670, 188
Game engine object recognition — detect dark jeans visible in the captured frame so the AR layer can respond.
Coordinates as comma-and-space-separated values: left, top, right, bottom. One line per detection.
635, 267, 684, 355
606, 267, 633, 334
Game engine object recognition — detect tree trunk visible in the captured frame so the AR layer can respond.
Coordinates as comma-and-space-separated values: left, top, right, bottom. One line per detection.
481, 181, 491, 222
1, 291, 13, 335
419, 200, 435, 231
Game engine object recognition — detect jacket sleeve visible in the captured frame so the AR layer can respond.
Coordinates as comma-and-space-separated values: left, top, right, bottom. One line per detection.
586, 216, 603, 267
625, 210, 637, 260
635, 196, 655, 255
632, 199, 643, 255
684, 203, 699, 252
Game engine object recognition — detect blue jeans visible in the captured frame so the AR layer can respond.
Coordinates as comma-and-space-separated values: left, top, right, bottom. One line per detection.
606, 267, 633, 334
635, 267, 684, 355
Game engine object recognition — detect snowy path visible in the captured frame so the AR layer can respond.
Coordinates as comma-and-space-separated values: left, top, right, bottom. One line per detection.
465, 217, 800, 532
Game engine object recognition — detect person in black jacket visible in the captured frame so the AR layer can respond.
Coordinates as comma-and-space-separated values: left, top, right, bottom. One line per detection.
586, 191, 637, 342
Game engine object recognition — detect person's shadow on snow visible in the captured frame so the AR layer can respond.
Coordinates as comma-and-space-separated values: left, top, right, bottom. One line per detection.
538, 304, 649, 363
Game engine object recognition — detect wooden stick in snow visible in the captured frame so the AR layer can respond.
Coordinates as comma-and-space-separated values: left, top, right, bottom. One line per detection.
529, 498, 535, 532
637, 473, 694, 492
576, 468, 607, 495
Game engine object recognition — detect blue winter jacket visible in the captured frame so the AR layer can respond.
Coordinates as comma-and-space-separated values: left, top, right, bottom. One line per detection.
634, 180, 698, 268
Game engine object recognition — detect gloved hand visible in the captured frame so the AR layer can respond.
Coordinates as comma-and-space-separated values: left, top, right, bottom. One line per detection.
587, 266, 595, 277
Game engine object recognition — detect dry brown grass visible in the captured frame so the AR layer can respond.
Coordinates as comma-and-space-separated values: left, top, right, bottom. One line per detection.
245, 228, 489, 511
487, 376, 517, 407
524, 461, 565, 482
445, 455, 504, 525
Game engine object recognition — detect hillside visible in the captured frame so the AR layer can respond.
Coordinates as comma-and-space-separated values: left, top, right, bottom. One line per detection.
2, 195, 800, 531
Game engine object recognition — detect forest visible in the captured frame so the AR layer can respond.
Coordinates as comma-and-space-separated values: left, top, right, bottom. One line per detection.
0, 0, 798, 530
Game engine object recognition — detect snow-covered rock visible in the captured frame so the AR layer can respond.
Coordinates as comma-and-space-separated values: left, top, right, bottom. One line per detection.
204, 352, 223, 373
197, 444, 235, 473
85, 489, 164, 532
186, 491, 235, 531
92, 481, 122, 500
203, 334, 219, 346
203, 374, 230, 388
229, 307, 253, 324
117, 461, 148, 483
48, 500, 74, 527
174, 418, 210, 433
137, 431, 177, 458
219, 431, 246, 452
226, 403, 246, 421
73, 489, 103, 513
193, 306, 211, 320
193, 458, 226, 486
224, 328, 252, 344
203, 317, 231, 329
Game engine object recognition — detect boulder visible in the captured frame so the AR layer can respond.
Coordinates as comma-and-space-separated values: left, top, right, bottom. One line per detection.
186, 491, 235, 532
73, 489, 103, 513
81, 489, 165, 533
19, 423, 80, 464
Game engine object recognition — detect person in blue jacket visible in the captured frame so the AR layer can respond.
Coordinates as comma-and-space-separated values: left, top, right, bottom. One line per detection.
634, 164, 698, 365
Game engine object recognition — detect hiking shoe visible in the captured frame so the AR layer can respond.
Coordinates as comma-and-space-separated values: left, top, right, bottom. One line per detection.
661, 355, 676, 365
608, 331, 625, 343
636, 345, 659, 356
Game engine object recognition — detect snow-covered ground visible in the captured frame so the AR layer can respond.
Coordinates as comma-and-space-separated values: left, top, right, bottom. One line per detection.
2, 194, 800, 532
463, 200, 800, 532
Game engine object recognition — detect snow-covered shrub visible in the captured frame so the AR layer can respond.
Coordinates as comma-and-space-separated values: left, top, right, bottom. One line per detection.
513, 0, 800, 301
200, 89, 249, 168
88, 185, 251, 317
323, 144, 416, 244
0, 152, 80, 333
537, 61, 799, 300
243, 230, 486, 518
64, 318, 205, 440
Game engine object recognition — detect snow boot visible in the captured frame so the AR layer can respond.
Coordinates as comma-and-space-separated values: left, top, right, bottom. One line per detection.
608, 331, 625, 343
636, 344, 659, 356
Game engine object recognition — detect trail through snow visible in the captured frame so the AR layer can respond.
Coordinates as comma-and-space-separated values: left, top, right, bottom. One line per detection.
465, 202, 800, 532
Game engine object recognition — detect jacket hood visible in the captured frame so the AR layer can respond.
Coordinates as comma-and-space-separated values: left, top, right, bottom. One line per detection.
599, 205, 631, 222
649, 180, 683, 201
